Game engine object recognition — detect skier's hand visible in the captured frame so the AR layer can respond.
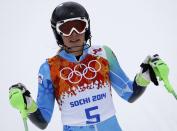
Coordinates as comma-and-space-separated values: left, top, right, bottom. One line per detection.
9, 83, 37, 118
149, 54, 169, 81
135, 55, 158, 87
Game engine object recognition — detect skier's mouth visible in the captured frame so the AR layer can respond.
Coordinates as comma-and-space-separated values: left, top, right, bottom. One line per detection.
70, 39, 80, 43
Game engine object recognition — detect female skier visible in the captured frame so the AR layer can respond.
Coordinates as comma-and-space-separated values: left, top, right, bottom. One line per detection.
9, 1, 165, 131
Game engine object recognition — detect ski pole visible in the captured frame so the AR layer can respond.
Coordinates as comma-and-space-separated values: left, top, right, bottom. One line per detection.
162, 79, 177, 100
20, 109, 29, 131
23, 118, 28, 131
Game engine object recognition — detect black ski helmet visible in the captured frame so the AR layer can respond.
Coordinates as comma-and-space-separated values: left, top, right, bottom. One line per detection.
51, 1, 91, 46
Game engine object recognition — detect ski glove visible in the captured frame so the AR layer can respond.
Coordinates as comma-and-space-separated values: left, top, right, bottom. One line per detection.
149, 54, 174, 92
135, 55, 158, 87
9, 83, 37, 118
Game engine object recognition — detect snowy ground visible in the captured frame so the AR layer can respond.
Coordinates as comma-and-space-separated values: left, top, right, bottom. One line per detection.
1, 0, 177, 131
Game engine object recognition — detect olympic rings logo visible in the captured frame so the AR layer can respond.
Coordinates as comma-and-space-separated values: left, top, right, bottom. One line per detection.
60, 60, 101, 84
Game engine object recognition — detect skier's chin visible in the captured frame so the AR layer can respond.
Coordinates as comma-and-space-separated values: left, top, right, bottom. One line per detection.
67, 45, 83, 54
68, 40, 84, 48
69, 46, 83, 52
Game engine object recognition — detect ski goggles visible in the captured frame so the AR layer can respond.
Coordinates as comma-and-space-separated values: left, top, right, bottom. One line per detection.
56, 17, 89, 36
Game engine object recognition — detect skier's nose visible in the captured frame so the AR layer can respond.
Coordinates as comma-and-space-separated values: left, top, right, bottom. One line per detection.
70, 30, 78, 37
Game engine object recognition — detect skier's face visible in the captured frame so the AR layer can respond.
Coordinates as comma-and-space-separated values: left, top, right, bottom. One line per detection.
61, 31, 85, 56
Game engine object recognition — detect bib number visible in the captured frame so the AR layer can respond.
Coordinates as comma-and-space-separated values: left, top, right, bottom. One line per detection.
85, 106, 100, 124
